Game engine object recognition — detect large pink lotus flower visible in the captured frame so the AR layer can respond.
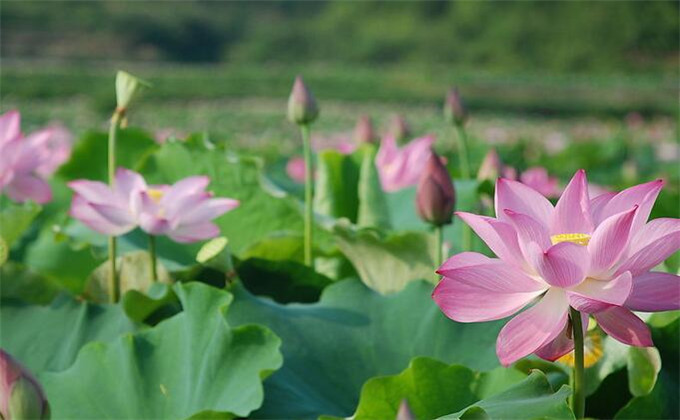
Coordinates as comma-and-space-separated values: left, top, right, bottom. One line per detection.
376, 135, 435, 192
433, 170, 680, 366
68, 168, 239, 243
0, 110, 72, 204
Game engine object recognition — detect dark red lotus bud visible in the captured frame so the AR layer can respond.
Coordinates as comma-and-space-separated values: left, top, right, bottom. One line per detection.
443, 87, 467, 126
416, 151, 455, 226
389, 114, 411, 143
287, 75, 319, 125
353, 115, 376, 144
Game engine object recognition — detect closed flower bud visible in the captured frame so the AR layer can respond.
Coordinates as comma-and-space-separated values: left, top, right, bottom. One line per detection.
115, 70, 150, 114
477, 148, 503, 181
416, 151, 455, 226
1, 350, 49, 419
443, 87, 467, 126
287, 75, 319, 125
353, 115, 376, 144
389, 114, 411, 143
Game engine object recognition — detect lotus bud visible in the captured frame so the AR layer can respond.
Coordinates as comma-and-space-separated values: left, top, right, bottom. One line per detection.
115, 71, 150, 117
477, 148, 503, 181
287, 75, 319, 125
389, 114, 411, 143
353, 115, 376, 144
1, 350, 49, 419
396, 399, 415, 420
443, 87, 467, 126
416, 151, 456, 226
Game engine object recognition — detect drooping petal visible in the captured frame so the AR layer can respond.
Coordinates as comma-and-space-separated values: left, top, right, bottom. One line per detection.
161, 176, 210, 204
568, 272, 632, 313
626, 271, 680, 312
432, 279, 543, 322
178, 198, 240, 226
525, 241, 588, 288
495, 178, 553, 229
456, 212, 525, 268
167, 222, 220, 243
5, 175, 52, 204
587, 206, 637, 277
551, 169, 593, 235
534, 311, 588, 361
597, 179, 663, 233
69, 196, 134, 236
437, 253, 546, 293
138, 213, 170, 235
616, 218, 680, 276
503, 209, 552, 251
0, 110, 21, 144
496, 288, 569, 366
594, 306, 652, 347
67, 180, 115, 204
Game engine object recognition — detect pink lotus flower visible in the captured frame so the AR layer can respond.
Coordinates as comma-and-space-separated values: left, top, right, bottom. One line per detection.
68, 168, 239, 243
0, 110, 72, 204
376, 135, 435, 192
286, 157, 307, 183
519, 167, 561, 198
433, 170, 679, 366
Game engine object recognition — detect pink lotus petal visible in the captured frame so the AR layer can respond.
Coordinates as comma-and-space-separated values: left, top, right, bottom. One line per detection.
594, 306, 653, 347
437, 251, 492, 272
616, 218, 680, 276
597, 179, 663, 233
68, 180, 114, 203
456, 212, 526, 269
568, 272, 632, 313
139, 213, 171, 235
534, 311, 588, 361
495, 178, 553, 229
376, 135, 434, 192
89, 202, 136, 228
589, 192, 616, 223
432, 279, 543, 323
587, 206, 637, 277
0, 110, 21, 144
526, 241, 588, 288
519, 167, 561, 198
162, 176, 210, 204
503, 209, 552, 251
69, 196, 134, 236
167, 222, 220, 243
437, 253, 546, 293
179, 197, 239, 226
496, 288, 569, 366
626, 271, 680, 312
551, 169, 593, 235
114, 168, 147, 200
5, 174, 52, 204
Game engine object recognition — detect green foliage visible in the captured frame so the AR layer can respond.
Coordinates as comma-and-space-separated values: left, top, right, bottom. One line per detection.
226, 279, 504, 418
40, 282, 283, 419
0, 201, 41, 255
0, 262, 63, 304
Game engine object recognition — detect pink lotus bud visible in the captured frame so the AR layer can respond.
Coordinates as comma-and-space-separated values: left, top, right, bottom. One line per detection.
396, 399, 415, 420
353, 115, 376, 144
287, 75, 319, 125
0, 350, 49, 419
477, 148, 503, 181
389, 114, 411, 143
443, 87, 467, 126
416, 151, 455, 226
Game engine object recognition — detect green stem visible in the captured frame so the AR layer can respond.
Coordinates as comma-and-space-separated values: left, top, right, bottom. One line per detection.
453, 124, 471, 180
107, 113, 121, 303
301, 123, 314, 267
570, 307, 585, 419
148, 234, 158, 282
434, 225, 444, 268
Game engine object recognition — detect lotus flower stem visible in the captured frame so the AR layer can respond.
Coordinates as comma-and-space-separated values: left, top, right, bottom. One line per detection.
434, 225, 444, 268
107, 112, 122, 303
570, 306, 585, 419
148, 234, 158, 282
301, 123, 314, 267
453, 124, 471, 180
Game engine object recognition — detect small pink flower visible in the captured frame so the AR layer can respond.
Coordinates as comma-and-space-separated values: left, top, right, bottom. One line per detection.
69, 169, 239, 243
519, 167, 561, 198
0, 111, 73, 204
433, 170, 680, 366
376, 135, 434, 192
286, 156, 307, 183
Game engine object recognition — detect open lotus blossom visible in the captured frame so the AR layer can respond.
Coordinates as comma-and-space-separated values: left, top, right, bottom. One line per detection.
68, 168, 239, 243
433, 169, 680, 366
0, 110, 72, 204
376, 134, 435, 192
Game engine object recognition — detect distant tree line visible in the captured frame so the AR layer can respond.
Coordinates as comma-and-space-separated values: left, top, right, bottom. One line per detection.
2, 1, 677, 73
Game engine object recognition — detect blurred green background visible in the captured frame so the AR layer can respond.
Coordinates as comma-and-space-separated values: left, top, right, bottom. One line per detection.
1, 0, 678, 157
